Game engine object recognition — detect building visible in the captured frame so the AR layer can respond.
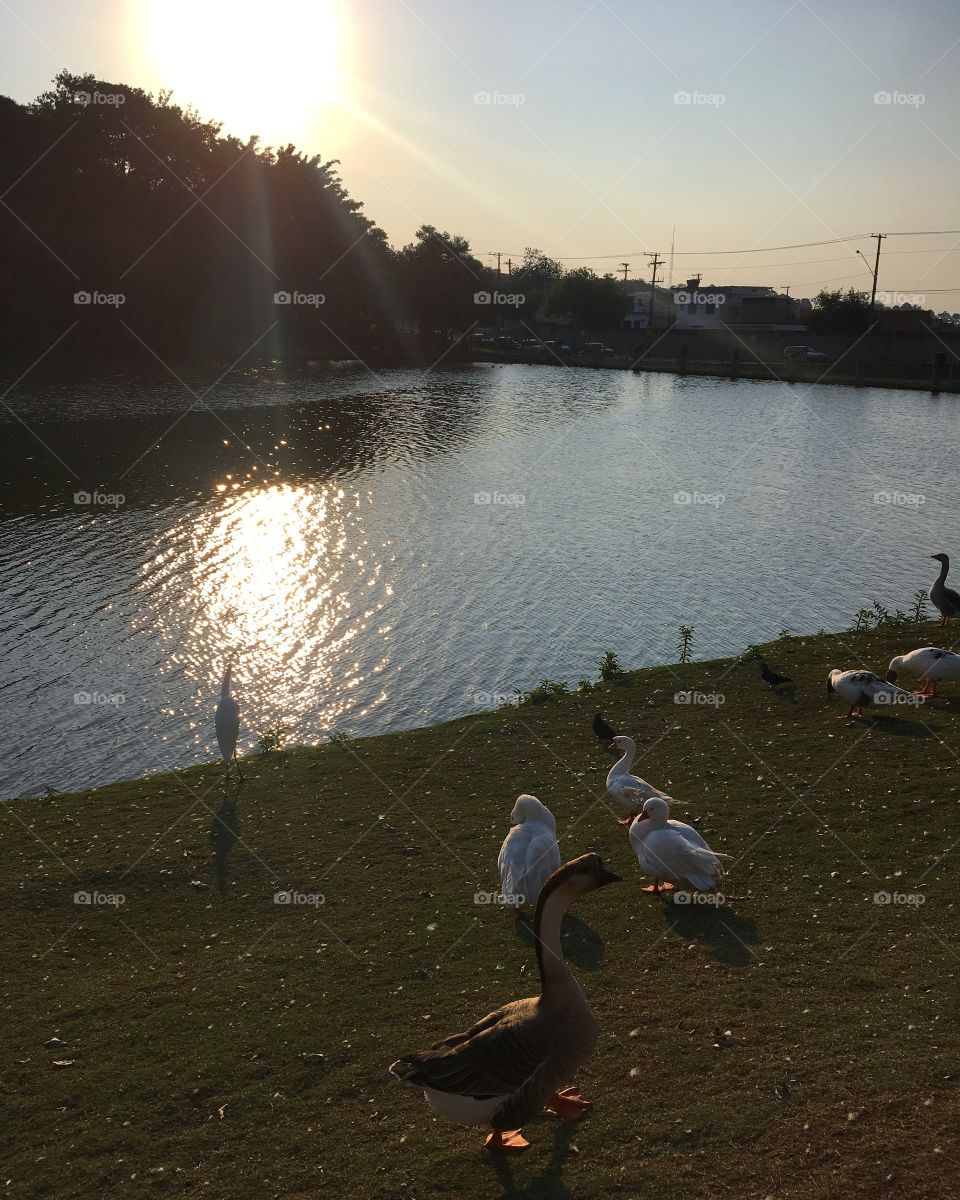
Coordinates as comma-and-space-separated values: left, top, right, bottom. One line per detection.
669, 278, 806, 332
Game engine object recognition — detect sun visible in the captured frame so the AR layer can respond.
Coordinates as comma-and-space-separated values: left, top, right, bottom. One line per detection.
140, 0, 343, 150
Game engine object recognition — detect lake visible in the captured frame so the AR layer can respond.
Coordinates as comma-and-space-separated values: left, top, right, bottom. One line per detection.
0, 362, 953, 796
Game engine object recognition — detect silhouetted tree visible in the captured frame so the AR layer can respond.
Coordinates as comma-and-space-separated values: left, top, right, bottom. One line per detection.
398, 225, 485, 351
808, 287, 872, 335
544, 268, 628, 330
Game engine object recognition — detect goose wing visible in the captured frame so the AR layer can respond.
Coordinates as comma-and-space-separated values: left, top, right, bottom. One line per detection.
391, 1000, 550, 1103
521, 827, 561, 901
497, 826, 531, 897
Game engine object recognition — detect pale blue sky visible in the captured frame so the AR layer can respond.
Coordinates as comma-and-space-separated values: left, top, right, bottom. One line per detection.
2, 0, 959, 299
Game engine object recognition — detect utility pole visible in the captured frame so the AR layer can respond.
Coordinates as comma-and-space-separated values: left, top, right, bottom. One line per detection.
619, 262, 630, 283
489, 251, 502, 277
646, 251, 663, 327
668, 227, 675, 287
506, 258, 512, 276
856, 233, 886, 310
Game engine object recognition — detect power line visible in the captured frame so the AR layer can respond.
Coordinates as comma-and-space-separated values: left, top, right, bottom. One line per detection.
497, 230, 960, 262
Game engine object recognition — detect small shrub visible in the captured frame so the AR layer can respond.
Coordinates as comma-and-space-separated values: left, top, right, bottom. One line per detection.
258, 721, 288, 754
677, 625, 694, 664
519, 679, 569, 706
596, 650, 626, 682
911, 589, 929, 624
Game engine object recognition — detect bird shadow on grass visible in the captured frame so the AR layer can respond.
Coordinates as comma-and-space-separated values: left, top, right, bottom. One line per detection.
770, 684, 798, 703
210, 783, 243, 896
484, 1120, 578, 1199
662, 902, 758, 966
513, 912, 605, 971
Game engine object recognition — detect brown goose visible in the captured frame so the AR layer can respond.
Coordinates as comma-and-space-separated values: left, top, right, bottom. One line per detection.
389, 853, 621, 1151
930, 553, 960, 626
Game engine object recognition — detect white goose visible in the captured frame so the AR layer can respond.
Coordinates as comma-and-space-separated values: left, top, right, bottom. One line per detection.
606, 735, 671, 824
497, 795, 561, 908
629, 796, 729, 894
826, 669, 917, 719
214, 666, 242, 779
886, 646, 960, 698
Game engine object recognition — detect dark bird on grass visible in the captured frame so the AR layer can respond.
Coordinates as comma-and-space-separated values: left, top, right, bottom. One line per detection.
929, 553, 960, 627
760, 661, 792, 688
592, 711, 618, 743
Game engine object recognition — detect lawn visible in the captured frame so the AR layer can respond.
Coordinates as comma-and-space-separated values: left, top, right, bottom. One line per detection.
3, 626, 959, 1199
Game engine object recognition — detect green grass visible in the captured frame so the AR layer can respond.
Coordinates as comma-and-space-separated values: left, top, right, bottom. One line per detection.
4, 627, 960, 1198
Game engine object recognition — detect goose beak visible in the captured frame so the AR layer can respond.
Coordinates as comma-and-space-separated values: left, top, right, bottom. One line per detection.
598, 867, 622, 885
886, 670, 896, 683
633, 811, 651, 822
608, 740, 617, 750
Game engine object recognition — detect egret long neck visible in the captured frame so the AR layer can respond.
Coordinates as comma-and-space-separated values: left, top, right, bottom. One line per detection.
533, 881, 575, 994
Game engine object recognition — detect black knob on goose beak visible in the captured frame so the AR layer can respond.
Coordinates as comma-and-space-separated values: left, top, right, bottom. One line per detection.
598, 866, 622, 886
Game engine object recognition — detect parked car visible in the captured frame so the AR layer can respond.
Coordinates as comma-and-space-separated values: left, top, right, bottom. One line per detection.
784, 344, 827, 362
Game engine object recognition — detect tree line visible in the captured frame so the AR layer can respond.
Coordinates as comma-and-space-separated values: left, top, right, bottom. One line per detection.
0, 72, 629, 367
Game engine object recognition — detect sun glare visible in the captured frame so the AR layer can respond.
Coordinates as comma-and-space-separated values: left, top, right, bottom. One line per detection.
140, 0, 343, 149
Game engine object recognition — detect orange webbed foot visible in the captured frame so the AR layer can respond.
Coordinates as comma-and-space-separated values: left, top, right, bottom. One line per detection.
484, 1129, 529, 1151
545, 1086, 592, 1122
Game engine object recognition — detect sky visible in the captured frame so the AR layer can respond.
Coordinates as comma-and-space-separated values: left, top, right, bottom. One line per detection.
1, 0, 959, 301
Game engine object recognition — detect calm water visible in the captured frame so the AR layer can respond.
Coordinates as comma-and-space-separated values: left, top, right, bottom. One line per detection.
1, 362, 954, 796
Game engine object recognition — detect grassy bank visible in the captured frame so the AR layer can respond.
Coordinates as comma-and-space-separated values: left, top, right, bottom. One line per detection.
4, 627, 959, 1199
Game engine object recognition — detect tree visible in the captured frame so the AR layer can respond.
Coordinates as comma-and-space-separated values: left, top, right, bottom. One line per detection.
544, 267, 628, 330
398, 225, 485, 349
808, 287, 872, 334
513, 248, 564, 318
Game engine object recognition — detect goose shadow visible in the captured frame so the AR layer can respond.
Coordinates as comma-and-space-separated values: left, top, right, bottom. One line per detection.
484, 1120, 577, 1199
770, 684, 798, 703
662, 901, 758, 966
513, 912, 605, 971
210, 783, 243, 896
